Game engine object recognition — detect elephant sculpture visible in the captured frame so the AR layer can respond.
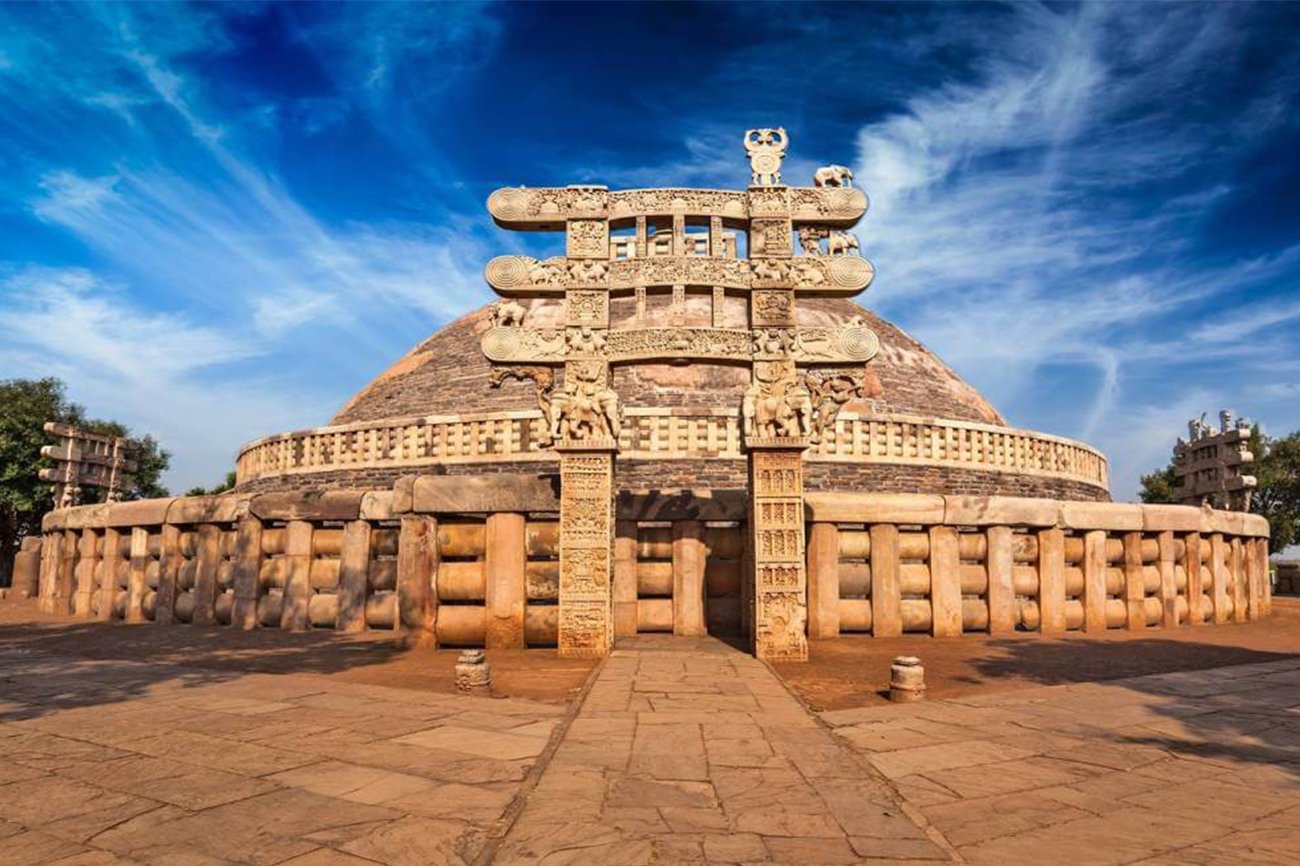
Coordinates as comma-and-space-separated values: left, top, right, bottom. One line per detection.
826, 231, 860, 256
813, 165, 854, 187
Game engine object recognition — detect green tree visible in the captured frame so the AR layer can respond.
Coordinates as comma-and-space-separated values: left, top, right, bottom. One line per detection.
0, 377, 170, 585
1138, 426, 1300, 550
185, 471, 237, 497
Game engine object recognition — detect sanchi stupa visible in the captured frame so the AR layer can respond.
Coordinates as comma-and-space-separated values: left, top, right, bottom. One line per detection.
24, 130, 1272, 662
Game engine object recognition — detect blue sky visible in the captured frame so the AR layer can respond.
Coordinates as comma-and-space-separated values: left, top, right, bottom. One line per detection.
1, 2, 1298, 498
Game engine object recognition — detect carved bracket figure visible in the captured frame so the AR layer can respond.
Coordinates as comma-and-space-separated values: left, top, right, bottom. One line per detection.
743, 361, 813, 439
552, 361, 621, 443
798, 227, 828, 256
490, 366, 556, 444
805, 371, 867, 443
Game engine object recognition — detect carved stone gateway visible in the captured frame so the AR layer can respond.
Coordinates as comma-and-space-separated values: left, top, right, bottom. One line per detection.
480, 128, 878, 660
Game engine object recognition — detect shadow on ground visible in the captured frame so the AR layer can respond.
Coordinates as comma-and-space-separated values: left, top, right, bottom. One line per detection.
0, 601, 595, 722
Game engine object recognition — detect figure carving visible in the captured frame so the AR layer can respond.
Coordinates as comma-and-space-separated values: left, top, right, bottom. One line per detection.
750, 259, 789, 281
806, 371, 866, 443
567, 326, 607, 355
528, 260, 565, 285
826, 231, 860, 256
744, 128, 788, 187
567, 259, 609, 282
813, 165, 854, 188
743, 361, 812, 439
490, 366, 556, 444
552, 361, 621, 442
798, 226, 827, 256
491, 299, 527, 327
752, 328, 794, 357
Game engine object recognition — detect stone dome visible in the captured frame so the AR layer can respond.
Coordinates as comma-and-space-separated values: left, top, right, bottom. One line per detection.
332, 296, 1005, 427
235, 291, 1107, 501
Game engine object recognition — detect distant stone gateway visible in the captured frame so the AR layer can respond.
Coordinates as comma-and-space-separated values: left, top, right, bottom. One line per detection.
26, 131, 1271, 659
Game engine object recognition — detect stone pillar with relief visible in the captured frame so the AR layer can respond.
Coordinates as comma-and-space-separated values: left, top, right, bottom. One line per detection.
556, 437, 617, 658
746, 436, 810, 662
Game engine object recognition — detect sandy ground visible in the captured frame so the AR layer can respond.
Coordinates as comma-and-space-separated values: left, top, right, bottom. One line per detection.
776, 597, 1300, 710
0, 598, 596, 705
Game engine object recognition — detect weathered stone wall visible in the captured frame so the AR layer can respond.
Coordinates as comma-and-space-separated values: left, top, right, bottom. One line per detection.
238, 459, 1108, 502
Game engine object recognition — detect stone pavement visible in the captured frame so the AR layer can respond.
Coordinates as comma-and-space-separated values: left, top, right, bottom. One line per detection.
4, 634, 1299, 866
821, 657, 1300, 865
0, 651, 566, 866
489, 636, 951, 865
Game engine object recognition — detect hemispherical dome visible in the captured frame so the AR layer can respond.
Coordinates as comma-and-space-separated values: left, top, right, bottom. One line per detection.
332, 296, 1005, 427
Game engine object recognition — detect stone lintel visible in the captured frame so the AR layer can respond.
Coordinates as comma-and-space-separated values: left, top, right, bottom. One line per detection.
406, 474, 560, 515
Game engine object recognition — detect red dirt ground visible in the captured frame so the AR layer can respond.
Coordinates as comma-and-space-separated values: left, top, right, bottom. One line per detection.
775, 598, 1300, 711
0, 599, 596, 705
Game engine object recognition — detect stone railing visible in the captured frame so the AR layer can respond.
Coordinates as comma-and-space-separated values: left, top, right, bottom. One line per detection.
236, 410, 1108, 489
805, 494, 1272, 638
24, 483, 1268, 650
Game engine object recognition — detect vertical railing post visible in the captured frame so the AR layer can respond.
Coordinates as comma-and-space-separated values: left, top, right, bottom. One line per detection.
125, 527, 149, 623
397, 515, 438, 647
985, 525, 1015, 635
929, 526, 961, 637
231, 515, 264, 630
1123, 531, 1144, 631
280, 521, 313, 632
486, 512, 527, 648
1038, 528, 1066, 635
807, 522, 840, 639
672, 520, 706, 636
1157, 531, 1177, 627
336, 519, 371, 634
869, 524, 902, 638
1082, 530, 1107, 632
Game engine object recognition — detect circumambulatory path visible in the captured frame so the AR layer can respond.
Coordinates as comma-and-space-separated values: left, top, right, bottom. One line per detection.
487, 635, 953, 864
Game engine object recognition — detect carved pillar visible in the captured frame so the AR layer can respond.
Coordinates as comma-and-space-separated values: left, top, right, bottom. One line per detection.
709, 216, 723, 256
635, 215, 647, 258
747, 439, 808, 662
712, 286, 726, 328
557, 440, 617, 658
672, 214, 686, 256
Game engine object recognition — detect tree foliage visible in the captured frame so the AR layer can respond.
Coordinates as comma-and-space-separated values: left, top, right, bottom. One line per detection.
0, 377, 170, 584
1138, 426, 1300, 550
185, 471, 237, 497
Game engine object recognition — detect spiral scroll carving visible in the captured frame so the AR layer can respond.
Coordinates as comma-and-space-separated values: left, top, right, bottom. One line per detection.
487, 187, 530, 222
835, 326, 880, 362
485, 255, 531, 289
828, 256, 875, 290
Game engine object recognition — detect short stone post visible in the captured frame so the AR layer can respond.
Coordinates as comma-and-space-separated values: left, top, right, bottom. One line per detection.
747, 438, 809, 661
125, 527, 149, 623
155, 524, 180, 626
807, 522, 840, 638
486, 512, 526, 648
557, 440, 616, 658
336, 520, 371, 634
455, 649, 491, 695
929, 526, 961, 637
13, 537, 41, 599
396, 515, 438, 647
889, 656, 925, 702
231, 516, 264, 630
985, 525, 1015, 635
672, 520, 706, 636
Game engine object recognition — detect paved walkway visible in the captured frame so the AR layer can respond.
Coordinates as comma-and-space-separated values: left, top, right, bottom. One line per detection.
821, 658, 1300, 865
0, 651, 566, 866
490, 636, 950, 864
4, 628, 1298, 865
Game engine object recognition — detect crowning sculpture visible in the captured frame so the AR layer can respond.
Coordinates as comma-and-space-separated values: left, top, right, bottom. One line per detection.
480, 129, 878, 660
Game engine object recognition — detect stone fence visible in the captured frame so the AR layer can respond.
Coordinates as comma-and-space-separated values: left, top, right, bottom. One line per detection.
22, 480, 1267, 650
235, 410, 1108, 491
805, 494, 1272, 637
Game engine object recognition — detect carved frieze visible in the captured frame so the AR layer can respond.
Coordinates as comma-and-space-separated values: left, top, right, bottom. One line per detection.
752, 289, 795, 327
487, 185, 864, 226
566, 219, 608, 259
481, 322, 879, 365
484, 254, 872, 294
566, 290, 609, 328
